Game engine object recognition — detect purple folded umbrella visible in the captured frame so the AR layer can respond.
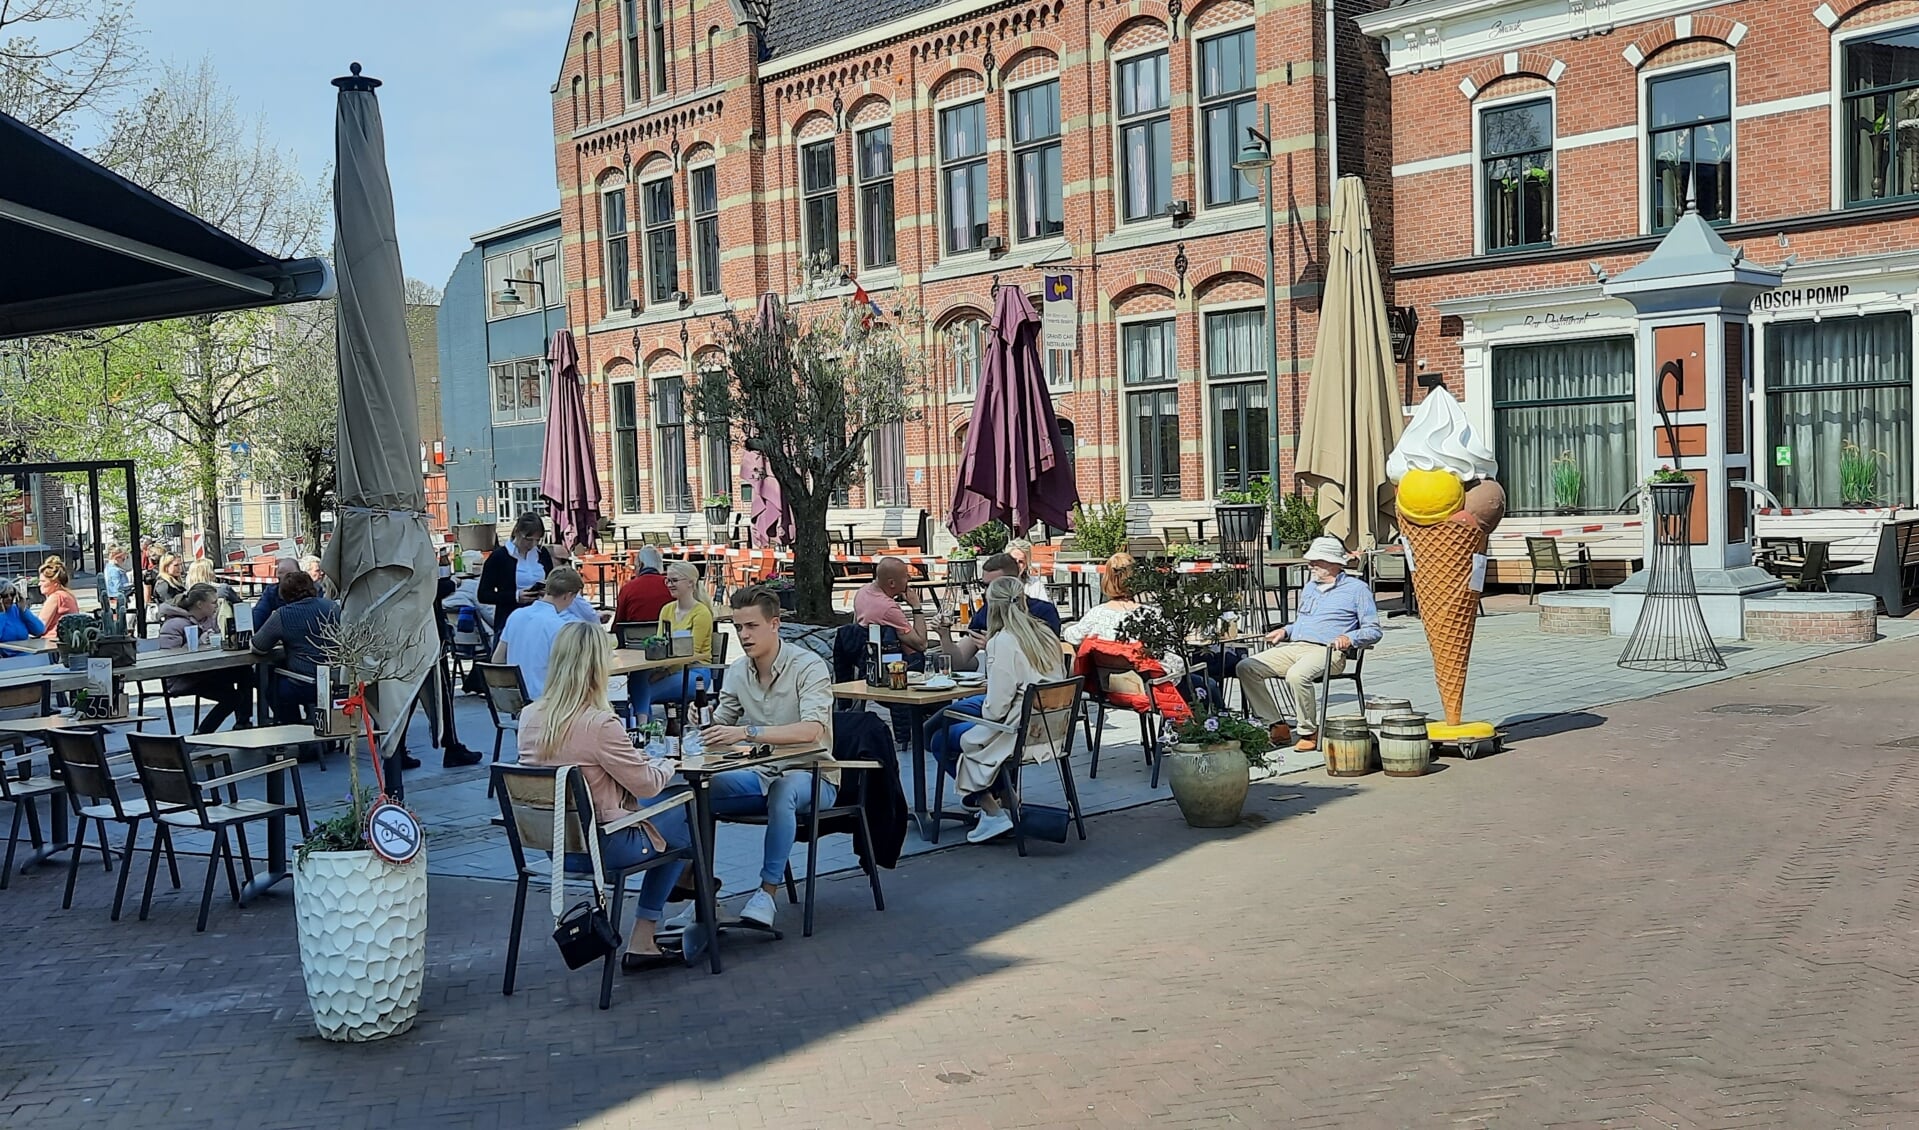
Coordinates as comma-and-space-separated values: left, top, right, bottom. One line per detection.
540, 328, 602, 550
745, 293, 795, 547
950, 287, 1080, 535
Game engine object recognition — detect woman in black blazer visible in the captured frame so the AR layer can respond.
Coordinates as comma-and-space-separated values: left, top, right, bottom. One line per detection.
477, 512, 554, 637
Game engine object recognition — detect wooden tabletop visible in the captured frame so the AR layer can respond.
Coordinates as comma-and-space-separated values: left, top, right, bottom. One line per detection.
669, 741, 828, 777
0, 666, 85, 693
182, 723, 346, 751
0, 712, 161, 733
830, 679, 974, 706
608, 650, 700, 677
0, 638, 56, 655
126, 646, 264, 681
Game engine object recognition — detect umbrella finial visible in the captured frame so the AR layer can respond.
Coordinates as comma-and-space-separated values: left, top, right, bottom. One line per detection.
332, 62, 383, 91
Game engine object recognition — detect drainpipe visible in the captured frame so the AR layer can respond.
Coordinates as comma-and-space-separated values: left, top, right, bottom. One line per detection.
1325, 0, 1339, 189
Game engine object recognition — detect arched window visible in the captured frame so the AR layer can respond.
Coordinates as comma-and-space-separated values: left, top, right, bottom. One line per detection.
947, 316, 986, 396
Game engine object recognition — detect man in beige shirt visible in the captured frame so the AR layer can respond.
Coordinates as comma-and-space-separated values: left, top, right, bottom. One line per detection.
698, 585, 836, 929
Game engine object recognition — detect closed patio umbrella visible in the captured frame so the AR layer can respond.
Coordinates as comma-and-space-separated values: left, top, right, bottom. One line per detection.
323, 64, 439, 788
949, 287, 1079, 536
1296, 176, 1404, 549
540, 328, 600, 551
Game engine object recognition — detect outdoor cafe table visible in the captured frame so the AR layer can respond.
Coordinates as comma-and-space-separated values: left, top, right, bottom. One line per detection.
182, 724, 326, 902
0, 637, 57, 659
609, 648, 698, 712
831, 679, 972, 840
128, 645, 272, 720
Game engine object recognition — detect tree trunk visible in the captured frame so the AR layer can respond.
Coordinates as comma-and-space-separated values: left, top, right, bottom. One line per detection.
194, 425, 222, 563
788, 487, 836, 624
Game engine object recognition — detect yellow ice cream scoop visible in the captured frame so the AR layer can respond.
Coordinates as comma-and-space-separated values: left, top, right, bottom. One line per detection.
1396, 467, 1465, 526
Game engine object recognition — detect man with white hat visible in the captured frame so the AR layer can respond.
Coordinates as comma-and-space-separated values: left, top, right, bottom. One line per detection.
1235, 535, 1382, 752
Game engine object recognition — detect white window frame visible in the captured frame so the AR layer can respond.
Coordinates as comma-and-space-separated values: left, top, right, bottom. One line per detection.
944, 314, 986, 399
222, 482, 245, 540
639, 174, 678, 308
496, 480, 545, 522
262, 493, 286, 537
696, 358, 733, 501
1637, 54, 1737, 235
1193, 18, 1259, 215
1472, 87, 1559, 256
484, 240, 563, 321
1005, 74, 1064, 243
688, 163, 721, 297
1198, 300, 1271, 496
799, 137, 840, 268
601, 177, 633, 313
855, 121, 898, 271
621, 0, 645, 104
647, 0, 668, 98
1829, 18, 1919, 211
652, 373, 692, 512
1117, 311, 1182, 501
611, 380, 643, 514
935, 94, 992, 258
490, 357, 547, 426
1112, 42, 1174, 228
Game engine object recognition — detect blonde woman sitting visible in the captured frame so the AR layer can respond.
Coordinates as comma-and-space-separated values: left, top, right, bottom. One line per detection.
518, 621, 696, 967
630, 561, 715, 719
952, 576, 1065, 844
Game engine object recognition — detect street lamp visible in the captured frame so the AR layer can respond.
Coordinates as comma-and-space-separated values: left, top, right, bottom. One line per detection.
495, 276, 559, 352
1233, 104, 1281, 550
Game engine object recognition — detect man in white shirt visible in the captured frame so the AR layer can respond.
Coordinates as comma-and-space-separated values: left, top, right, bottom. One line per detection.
491, 566, 585, 700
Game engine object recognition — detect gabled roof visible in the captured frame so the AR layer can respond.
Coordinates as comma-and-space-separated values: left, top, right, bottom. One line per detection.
762, 0, 955, 59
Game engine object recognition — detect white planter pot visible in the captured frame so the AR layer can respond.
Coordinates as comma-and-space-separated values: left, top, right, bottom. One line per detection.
293, 848, 428, 1042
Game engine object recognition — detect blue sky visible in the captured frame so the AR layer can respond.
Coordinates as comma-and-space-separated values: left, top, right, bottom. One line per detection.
133, 1, 568, 291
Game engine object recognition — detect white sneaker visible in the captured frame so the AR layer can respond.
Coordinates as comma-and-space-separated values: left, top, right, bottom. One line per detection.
661, 901, 699, 931
739, 888, 778, 927
967, 810, 1015, 844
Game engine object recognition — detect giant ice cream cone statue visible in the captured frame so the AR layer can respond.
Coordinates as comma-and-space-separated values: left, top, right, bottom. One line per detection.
1386, 389, 1503, 742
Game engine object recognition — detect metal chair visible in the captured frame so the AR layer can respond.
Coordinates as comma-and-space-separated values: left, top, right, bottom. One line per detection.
0, 680, 58, 889
1790, 541, 1833, 592
1160, 525, 1193, 546
491, 763, 717, 1006
1525, 536, 1593, 600
1079, 649, 1174, 788
934, 677, 1088, 855
47, 727, 163, 921
126, 731, 307, 930
710, 751, 887, 937
475, 663, 531, 793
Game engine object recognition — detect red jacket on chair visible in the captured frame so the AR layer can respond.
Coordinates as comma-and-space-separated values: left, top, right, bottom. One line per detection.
1072, 637, 1191, 724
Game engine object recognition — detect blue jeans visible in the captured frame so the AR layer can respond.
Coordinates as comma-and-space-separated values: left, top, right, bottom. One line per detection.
564, 803, 693, 924
706, 769, 838, 888
626, 668, 710, 720
923, 695, 984, 777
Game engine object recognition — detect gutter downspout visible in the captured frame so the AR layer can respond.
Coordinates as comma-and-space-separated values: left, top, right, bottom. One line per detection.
1325, 0, 1339, 190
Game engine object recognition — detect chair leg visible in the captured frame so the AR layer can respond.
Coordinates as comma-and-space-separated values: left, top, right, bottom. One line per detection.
163, 824, 181, 889
782, 861, 799, 905
801, 808, 821, 939
502, 874, 528, 996
95, 817, 114, 871
62, 813, 87, 910
1006, 764, 1028, 859
141, 824, 169, 921
486, 728, 504, 798
1088, 702, 1104, 779
217, 828, 242, 904
2, 803, 21, 890
110, 819, 142, 921
598, 877, 626, 1010
1147, 719, 1162, 790
855, 807, 885, 912
1058, 755, 1087, 841
196, 834, 226, 932
233, 823, 257, 898
930, 760, 948, 845
685, 812, 722, 975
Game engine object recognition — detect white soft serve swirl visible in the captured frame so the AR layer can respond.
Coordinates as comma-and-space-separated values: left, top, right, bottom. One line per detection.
1387, 387, 1497, 483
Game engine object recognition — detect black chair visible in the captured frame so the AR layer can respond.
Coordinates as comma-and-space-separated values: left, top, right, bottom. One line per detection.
934, 677, 1088, 855
475, 663, 531, 794
0, 680, 55, 889
47, 727, 163, 921
1525, 536, 1593, 600
126, 731, 307, 930
491, 763, 717, 1007
1268, 641, 1372, 738
1079, 649, 1173, 787
1790, 541, 1833, 592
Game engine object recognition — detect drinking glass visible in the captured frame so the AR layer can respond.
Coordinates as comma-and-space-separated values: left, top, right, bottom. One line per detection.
930, 650, 951, 679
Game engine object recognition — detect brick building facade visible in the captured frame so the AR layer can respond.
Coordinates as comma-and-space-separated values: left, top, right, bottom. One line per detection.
1358, 0, 1919, 523
546, 0, 1391, 542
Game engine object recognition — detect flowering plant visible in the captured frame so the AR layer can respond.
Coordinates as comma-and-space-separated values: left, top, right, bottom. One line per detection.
1168, 702, 1275, 768
1648, 465, 1690, 484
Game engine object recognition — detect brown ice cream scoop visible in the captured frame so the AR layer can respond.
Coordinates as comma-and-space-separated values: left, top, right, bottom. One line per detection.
1461, 478, 1507, 537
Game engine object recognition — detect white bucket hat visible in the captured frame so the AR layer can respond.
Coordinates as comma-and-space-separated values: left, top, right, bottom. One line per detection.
1304, 536, 1354, 566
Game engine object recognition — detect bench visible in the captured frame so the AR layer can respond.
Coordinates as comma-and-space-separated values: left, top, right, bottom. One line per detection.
833, 508, 930, 553
1828, 517, 1919, 616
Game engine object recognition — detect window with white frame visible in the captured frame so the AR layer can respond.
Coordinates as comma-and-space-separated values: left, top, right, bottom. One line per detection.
801, 139, 839, 268
1117, 50, 1172, 223
653, 375, 692, 511
1010, 79, 1063, 241
490, 358, 544, 425
1492, 337, 1637, 514
223, 482, 245, 539
1481, 98, 1554, 251
1843, 26, 1919, 205
1765, 312, 1913, 507
642, 178, 677, 305
1205, 309, 1270, 493
602, 180, 632, 311
622, 0, 644, 103
1198, 28, 1258, 208
698, 358, 732, 500
858, 125, 897, 269
940, 101, 989, 254
496, 480, 546, 522
612, 382, 642, 513
484, 240, 563, 320
690, 165, 720, 296
1123, 319, 1180, 497
263, 493, 286, 536
1647, 65, 1732, 231
947, 316, 985, 396
647, 0, 667, 97
870, 421, 908, 507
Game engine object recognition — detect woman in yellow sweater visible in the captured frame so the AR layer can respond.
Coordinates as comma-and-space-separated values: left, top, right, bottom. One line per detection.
631, 561, 715, 718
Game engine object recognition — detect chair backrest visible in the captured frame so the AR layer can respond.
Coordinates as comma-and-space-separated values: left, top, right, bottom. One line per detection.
1015, 677, 1084, 762
1525, 536, 1565, 570
476, 662, 530, 717
47, 726, 123, 811
1800, 541, 1830, 584
1161, 525, 1192, 545
126, 730, 203, 817
0, 679, 50, 719
612, 621, 652, 649
492, 763, 592, 864
1081, 648, 1148, 698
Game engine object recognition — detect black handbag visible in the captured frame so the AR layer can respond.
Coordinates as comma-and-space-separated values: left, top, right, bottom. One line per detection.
549, 766, 622, 969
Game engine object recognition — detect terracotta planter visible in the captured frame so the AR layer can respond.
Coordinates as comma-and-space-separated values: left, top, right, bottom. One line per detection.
1166, 741, 1250, 827
293, 848, 428, 1042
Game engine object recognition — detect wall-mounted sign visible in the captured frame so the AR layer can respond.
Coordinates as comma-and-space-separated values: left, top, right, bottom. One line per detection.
1519, 310, 1604, 328
1751, 284, 1852, 312
1042, 274, 1077, 352
1775, 446, 1793, 467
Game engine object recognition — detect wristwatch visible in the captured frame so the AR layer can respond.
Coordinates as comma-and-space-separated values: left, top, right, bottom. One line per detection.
747, 724, 763, 740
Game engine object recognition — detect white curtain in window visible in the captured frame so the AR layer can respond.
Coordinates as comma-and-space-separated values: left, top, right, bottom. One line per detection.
1492, 337, 1637, 514
1766, 313, 1913, 507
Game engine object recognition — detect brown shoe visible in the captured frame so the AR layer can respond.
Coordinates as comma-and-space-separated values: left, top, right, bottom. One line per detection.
1293, 736, 1318, 753
1268, 722, 1292, 746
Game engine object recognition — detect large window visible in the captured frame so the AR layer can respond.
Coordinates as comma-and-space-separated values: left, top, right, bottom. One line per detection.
1205, 309, 1269, 493
1844, 27, 1919, 205
496, 480, 546, 522
490, 359, 545, 425
263, 494, 286, 537
484, 240, 562, 320
647, 0, 667, 97
940, 102, 989, 254
948, 316, 985, 396
1010, 80, 1064, 241
857, 125, 896, 269
612, 382, 641, 513
223, 482, 244, 540
1481, 98, 1554, 251
622, 0, 644, 103
642, 178, 677, 305
1124, 319, 1180, 498
1491, 337, 1636, 514
1765, 312, 1913, 507
1117, 51, 1172, 223
1648, 65, 1732, 231
871, 421, 908, 506
602, 184, 631, 311
653, 375, 692, 511
801, 140, 839, 267
690, 166, 720, 296
700, 362, 733, 502
1198, 28, 1258, 208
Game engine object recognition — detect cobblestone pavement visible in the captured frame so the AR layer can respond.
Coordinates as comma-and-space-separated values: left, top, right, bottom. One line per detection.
6, 634, 1919, 1127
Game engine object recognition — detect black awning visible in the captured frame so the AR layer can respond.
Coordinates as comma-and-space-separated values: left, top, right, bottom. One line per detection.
0, 110, 333, 339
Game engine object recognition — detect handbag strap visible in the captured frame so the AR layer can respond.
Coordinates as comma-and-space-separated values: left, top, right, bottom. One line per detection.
549, 765, 608, 921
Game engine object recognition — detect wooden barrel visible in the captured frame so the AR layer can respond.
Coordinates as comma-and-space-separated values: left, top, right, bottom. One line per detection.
1322, 715, 1375, 777
1364, 696, 1413, 730
1379, 713, 1432, 777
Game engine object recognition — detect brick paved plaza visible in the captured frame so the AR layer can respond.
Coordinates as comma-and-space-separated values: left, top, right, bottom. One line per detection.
4, 629, 1919, 1127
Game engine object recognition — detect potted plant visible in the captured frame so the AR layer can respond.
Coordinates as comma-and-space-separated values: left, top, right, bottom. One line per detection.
1166, 541, 1204, 563
765, 573, 797, 611
1271, 490, 1325, 559
702, 493, 734, 528
1646, 465, 1693, 530
1164, 708, 1275, 827
946, 542, 979, 585
455, 518, 496, 553
1215, 477, 1272, 544
1839, 439, 1889, 505
1069, 501, 1129, 560
1551, 452, 1584, 515
55, 611, 100, 669
293, 619, 428, 1043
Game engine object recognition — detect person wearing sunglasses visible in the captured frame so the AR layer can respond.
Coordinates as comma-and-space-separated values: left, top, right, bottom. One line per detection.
0, 581, 46, 642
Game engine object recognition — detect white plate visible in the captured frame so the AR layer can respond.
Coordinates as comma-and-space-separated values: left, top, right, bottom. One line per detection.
922, 678, 958, 691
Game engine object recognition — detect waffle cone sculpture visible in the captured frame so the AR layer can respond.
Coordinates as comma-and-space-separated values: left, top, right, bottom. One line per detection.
1403, 518, 1483, 727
